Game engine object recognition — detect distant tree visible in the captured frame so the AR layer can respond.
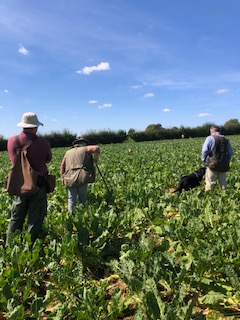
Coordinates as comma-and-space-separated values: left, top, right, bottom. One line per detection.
128, 128, 136, 136
41, 129, 77, 148
223, 119, 240, 135
129, 131, 149, 142
195, 122, 215, 137
84, 129, 127, 144
0, 135, 7, 151
169, 126, 182, 138
117, 129, 127, 137
145, 124, 162, 135
179, 125, 194, 138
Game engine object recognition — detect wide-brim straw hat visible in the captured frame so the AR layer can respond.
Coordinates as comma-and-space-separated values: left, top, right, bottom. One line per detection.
17, 112, 43, 128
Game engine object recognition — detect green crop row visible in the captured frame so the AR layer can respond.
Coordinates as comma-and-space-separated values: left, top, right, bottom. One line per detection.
0, 137, 240, 319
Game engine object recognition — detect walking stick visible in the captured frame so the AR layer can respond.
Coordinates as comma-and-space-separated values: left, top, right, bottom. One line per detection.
95, 163, 111, 193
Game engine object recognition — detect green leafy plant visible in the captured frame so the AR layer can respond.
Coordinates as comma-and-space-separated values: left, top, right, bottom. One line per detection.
0, 137, 240, 319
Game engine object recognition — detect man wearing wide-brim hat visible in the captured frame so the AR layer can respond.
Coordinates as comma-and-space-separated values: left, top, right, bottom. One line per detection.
6, 112, 52, 244
60, 136, 100, 214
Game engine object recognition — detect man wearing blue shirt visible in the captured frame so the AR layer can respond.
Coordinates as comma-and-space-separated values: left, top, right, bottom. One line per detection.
201, 125, 233, 191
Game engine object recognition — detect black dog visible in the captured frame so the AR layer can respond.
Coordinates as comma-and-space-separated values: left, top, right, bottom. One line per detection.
173, 167, 206, 193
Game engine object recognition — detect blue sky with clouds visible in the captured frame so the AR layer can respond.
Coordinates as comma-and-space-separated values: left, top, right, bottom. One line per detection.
0, 0, 239, 138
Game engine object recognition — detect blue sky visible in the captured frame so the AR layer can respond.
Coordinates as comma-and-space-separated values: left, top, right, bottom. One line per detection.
0, 0, 239, 138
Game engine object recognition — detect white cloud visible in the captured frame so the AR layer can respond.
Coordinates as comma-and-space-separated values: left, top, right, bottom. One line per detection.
131, 85, 142, 90
163, 108, 170, 112
4, 89, 9, 93
130, 82, 147, 91
88, 100, 98, 104
76, 62, 110, 75
98, 103, 112, 109
143, 92, 154, 98
215, 89, 229, 94
18, 44, 29, 55
197, 113, 211, 117
0, 106, 3, 109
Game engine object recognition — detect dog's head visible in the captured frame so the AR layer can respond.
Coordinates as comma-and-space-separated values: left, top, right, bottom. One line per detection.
196, 167, 206, 177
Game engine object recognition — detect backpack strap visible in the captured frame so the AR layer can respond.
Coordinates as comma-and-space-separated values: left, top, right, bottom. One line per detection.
15, 135, 38, 150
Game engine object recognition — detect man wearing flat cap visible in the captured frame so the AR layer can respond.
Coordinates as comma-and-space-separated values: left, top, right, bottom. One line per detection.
60, 137, 100, 213
6, 112, 52, 244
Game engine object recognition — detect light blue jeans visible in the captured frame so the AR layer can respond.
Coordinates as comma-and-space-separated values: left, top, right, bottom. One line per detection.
67, 184, 88, 213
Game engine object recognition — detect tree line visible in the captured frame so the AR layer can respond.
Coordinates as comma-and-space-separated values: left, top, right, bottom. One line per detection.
0, 118, 239, 151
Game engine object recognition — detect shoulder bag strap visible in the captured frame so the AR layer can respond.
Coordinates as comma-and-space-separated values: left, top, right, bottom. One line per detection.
15, 135, 38, 150
15, 135, 22, 149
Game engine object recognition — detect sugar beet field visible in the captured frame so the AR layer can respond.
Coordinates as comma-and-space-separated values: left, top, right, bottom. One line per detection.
0, 137, 240, 320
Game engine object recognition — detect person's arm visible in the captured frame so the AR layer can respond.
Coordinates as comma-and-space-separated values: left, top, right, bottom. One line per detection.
60, 155, 67, 185
7, 136, 16, 166
60, 155, 66, 174
45, 141, 52, 163
86, 145, 100, 163
201, 136, 214, 163
227, 141, 233, 160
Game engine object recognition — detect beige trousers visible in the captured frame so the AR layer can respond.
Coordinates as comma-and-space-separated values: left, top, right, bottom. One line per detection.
205, 167, 227, 191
